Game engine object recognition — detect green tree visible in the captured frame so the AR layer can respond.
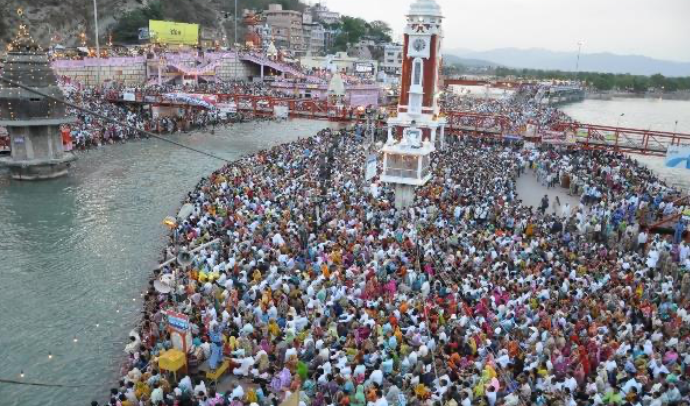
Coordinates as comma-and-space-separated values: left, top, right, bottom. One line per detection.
591, 75, 614, 91
368, 20, 392, 43
650, 73, 666, 89
112, 2, 164, 44
479, 66, 689, 92
331, 16, 366, 51
332, 16, 393, 52
616, 74, 634, 90
631, 76, 650, 92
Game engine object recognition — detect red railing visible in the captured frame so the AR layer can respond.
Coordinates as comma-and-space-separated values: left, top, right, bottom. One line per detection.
650, 195, 690, 230
554, 122, 690, 157
443, 111, 511, 135
103, 92, 690, 156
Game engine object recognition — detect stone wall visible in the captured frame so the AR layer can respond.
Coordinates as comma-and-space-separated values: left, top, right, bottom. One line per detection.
50, 54, 259, 87
53, 65, 148, 87
51, 57, 148, 87
218, 57, 259, 81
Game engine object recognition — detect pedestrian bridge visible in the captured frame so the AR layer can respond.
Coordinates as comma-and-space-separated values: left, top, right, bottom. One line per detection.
238, 54, 324, 83
101, 91, 690, 157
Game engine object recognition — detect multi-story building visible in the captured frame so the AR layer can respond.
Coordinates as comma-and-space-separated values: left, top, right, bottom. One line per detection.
381, 43, 403, 75
264, 4, 304, 55
323, 28, 339, 53
309, 2, 341, 25
300, 52, 378, 76
302, 14, 325, 55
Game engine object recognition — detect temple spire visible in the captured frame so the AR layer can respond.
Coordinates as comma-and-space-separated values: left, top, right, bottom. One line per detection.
7, 8, 42, 53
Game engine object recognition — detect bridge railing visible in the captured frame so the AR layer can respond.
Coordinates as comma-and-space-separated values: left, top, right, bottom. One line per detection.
554, 122, 690, 156
101, 93, 690, 156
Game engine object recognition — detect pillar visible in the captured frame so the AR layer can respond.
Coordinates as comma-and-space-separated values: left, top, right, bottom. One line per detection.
387, 126, 394, 144
417, 156, 423, 180
394, 184, 416, 209
157, 62, 162, 86
440, 125, 445, 150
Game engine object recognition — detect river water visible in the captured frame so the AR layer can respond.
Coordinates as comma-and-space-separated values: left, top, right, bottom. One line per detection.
0, 119, 334, 406
562, 98, 690, 191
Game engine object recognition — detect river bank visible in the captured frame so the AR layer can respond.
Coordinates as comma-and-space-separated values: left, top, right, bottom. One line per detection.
0, 119, 336, 406
586, 89, 690, 101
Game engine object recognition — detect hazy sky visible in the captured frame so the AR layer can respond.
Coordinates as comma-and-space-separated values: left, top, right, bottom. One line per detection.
321, 0, 690, 62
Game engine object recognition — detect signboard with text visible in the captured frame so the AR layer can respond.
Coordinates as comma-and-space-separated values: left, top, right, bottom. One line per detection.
164, 310, 190, 333
149, 20, 199, 46
541, 130, 576, 145
354, 63, 375, 74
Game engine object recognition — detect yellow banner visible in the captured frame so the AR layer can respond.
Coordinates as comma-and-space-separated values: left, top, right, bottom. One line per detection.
149, 20, 199, 46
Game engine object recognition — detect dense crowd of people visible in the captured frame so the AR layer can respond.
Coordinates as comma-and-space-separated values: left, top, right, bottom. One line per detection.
96, 119, 689, 406
440, 86, 572, 134
56, 80, 284, 150
137, 81, 296, 99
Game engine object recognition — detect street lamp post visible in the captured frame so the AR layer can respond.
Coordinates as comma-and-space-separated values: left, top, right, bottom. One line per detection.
576, 41, 584, 74
234, 0, 238, 47
93, 0, 101, 85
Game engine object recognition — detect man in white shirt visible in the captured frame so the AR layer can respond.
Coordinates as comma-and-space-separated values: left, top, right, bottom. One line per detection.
637, 230, 648, 254
621, 375, 641, 395
369, 366, 384, 387
150, 382, 164, 404
374, 388, 388, 406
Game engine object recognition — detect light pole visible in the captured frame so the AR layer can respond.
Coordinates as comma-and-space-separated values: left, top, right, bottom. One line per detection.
575, 41, 584, 74
93, 0, 101, 85
234, 0, 238, 47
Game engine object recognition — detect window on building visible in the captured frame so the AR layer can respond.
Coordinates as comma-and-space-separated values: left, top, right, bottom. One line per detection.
413, 59, 422, 86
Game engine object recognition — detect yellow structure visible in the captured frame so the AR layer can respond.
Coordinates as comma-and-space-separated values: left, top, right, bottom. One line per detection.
203, 359, 230, 384
149, 20, 199, 46
158, 349, 186, 374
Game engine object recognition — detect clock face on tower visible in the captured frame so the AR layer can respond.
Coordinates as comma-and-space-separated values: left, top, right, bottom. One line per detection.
408, 36, 430, 58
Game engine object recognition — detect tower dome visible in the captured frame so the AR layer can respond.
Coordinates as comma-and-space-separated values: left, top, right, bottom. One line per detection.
408, 0, 443, 18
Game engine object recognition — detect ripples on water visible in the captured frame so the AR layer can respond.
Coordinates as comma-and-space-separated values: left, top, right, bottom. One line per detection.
0, 119, 335, 406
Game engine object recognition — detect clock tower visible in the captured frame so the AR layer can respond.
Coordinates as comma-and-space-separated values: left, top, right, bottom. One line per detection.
380, 0, 445, 209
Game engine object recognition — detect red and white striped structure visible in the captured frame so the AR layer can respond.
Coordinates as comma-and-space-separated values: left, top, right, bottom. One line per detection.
380, 0, 447, 208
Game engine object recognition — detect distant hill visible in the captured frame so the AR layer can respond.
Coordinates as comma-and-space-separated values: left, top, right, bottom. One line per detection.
443, 54, 498, 68
0, 0, 305, 48
447, 47, 690, 77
